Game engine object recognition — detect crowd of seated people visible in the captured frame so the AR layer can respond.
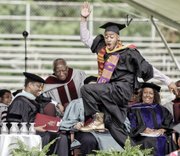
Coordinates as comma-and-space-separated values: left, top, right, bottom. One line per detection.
41, 58, 122, 155
0, 54, 180, 156
2, 59, 122, 156
1, 1, 180, 156
1, 59, 179, 156
1, 79, 179, 156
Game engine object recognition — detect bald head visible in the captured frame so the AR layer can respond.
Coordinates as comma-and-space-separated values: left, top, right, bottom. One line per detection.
53, 58, 69, 81
53, 58, 67, 72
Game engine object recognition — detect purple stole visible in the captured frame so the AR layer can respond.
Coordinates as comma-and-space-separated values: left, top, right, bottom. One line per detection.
97, 44, 137, 83
97, 54, 119, 83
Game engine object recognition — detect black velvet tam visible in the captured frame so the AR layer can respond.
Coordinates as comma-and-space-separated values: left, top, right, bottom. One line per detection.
141, 82, 161, 92
23, 72, 45, 83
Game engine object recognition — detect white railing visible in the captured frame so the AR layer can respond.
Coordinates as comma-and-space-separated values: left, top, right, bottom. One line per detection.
0, 34, 179, 88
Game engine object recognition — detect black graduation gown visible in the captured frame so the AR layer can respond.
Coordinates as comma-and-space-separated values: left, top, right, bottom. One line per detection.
7, 95, 69, 156
7, 96, 39, 122
81, 38, 153, 147
128, 103, 177, 156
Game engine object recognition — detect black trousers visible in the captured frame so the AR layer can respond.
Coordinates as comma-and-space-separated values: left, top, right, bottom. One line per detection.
81, 83, 134, 147
38, 131, 70, 156
104, 110, 132, 147
75, 131, 98, 156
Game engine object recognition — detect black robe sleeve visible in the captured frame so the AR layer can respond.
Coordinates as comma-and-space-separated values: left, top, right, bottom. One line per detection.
128, 48, 153, 82
161, 105, 174, 134
7, 96, 37, 122
128, 108, 147, 137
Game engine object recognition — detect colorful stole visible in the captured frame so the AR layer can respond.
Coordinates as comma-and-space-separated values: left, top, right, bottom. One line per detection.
98, 54, 119, 83
97, 43, 128, 83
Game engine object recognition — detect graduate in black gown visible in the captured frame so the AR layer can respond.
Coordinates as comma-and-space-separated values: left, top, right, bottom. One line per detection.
128, 83, 178, 156
79, 2, 178, 148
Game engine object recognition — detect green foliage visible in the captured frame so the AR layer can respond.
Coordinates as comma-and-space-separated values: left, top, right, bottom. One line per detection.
0, 4, 26, 33
88, 137, 153, 156
0, 1, 151, 36
31, 21, 79, 35
0, 4, 25, 15
10, 137, 58, 156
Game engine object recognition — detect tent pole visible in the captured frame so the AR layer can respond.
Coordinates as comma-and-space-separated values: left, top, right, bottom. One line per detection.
150, 16, 180, 70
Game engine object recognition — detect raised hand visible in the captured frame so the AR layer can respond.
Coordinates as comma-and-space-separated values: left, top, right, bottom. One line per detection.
168, 82, 178, 96
81, 2, 91, 18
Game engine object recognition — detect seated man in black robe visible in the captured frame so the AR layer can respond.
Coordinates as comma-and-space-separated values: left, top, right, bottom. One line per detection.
7, 72, 69, 156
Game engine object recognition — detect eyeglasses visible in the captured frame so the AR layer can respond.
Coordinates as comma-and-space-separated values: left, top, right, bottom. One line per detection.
32, 83, 43, 89
55, 69, 67, 73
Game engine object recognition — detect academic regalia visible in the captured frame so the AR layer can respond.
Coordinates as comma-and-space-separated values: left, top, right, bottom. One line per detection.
7, 72, 44, 122
6, 72, 69, 156
7, 95, 39, 122
23, 72, 45, 83
81, 22, 154, 147
128, 103, 177, 156
141, 82, 161, 92
43, 68, 86, 110
7, 91, 70, 156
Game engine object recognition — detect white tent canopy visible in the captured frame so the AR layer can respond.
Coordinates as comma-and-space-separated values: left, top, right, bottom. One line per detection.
121, 0, 180, 31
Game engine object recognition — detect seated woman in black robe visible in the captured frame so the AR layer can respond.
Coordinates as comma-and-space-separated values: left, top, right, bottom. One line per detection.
128, 82, 178, 156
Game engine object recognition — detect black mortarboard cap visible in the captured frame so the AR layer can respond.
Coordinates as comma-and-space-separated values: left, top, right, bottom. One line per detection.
99, 22, 126, 35
23, 72, 45, 83
141, 82, 161, 92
